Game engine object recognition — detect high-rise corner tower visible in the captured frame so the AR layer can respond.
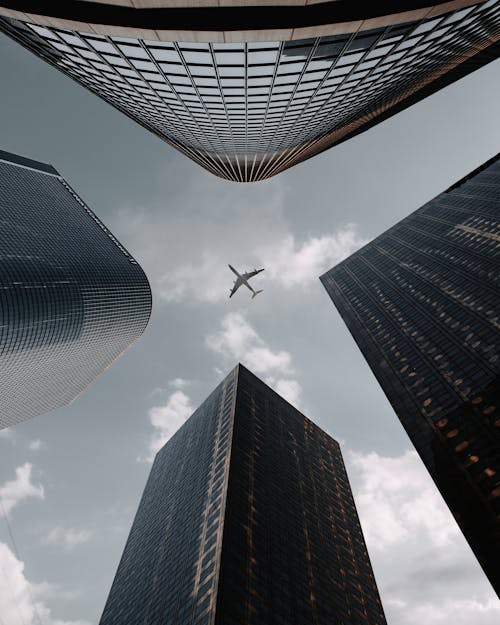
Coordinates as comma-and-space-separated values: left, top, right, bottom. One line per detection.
0, 149, 151, 428
99, 364, 387, 625
320, 154, 500, 595
0, 2, 499, 181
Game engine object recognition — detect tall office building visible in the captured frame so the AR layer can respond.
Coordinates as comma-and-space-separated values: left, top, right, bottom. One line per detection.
320, 154, 500, 594
0, 2, 499, 181
0, 149, 151, 428
100, 364, 387, 625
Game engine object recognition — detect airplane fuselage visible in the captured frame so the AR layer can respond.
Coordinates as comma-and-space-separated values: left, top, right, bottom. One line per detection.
228, 265, 264, 299
229, 264, 250, 290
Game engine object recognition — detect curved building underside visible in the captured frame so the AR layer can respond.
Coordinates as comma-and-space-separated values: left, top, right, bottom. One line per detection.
0, 1, 499, 181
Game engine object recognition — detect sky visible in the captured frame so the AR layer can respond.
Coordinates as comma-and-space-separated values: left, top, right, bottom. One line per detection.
0, 28, 499, 625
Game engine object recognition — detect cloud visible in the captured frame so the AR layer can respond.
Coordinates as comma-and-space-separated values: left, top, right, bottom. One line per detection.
0, 428, 14, 440
266, 377, 302, 407
349, 449, 460, 550
256, 224, 368, 288
206, 312, 291, 376
112, 163, 367, 305
205, 312, 301, 407
145, 316, 304, 463
42, 527, 93, 552
113, 164, 286, 305
0, 463, 44, 515
348, 449, 459, 550
347, 449, 498, 625
155, 224, 365, 304
28, 439, 44, 451
0, 542, 91, 625
150, 378, 190, 397
170, 377, 190, 389
158, 252, 229, 303
389, 597, 500, 625
147, 388, 194, 461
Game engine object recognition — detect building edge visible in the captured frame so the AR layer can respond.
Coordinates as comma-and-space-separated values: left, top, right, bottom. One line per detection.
319, 150, 500, 283
0, 1, 485, 42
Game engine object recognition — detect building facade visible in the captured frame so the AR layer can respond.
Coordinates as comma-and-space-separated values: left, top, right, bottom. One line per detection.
320, 154, 500, 595
99, 364, 387, 625
0, 149, 151, 428
0, 2, 499, 180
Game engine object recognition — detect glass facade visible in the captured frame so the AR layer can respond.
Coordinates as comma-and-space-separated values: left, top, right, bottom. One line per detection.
100, 369, 237, 625
320, 154, 500, 595
217, 365, 387, 625
0, 149, 151, 428
0, 3, 499, 180
99, 364, 387, 625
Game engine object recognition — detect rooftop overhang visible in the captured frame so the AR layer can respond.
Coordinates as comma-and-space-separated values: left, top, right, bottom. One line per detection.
0, 0, 486, 41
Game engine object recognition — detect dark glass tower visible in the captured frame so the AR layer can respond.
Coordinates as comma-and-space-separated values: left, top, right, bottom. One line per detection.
0, 2, 498, 180
320, 154, 500, 595
100, 364, 387, 625
0, 149, 151, 428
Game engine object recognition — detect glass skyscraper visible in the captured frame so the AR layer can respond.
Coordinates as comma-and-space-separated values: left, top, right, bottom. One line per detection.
321, 154, 500, 595
0, 2, 498, 180
100, 364, 387, 625
0, 149, 151, 429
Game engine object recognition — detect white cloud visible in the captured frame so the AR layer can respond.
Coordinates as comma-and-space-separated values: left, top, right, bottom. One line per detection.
0, 542, 91, 625
42, 527, 93, 552
347, 449, 498, 625
269, 378, 302, 407
158, 252, 229, 303
149, 378, 190, 398
113, 163, 367, 305
155, 224, 365, 304
256, 224, 368, 288
205, 312, 301, 407
0, 463, 44, 515
0, 428, 14, 440
113, 165, 286, 305
349, 449, 459, 550
206, 312, 291, 376
28, 439, 44, 451
389, 597, 500, 625
170, 377, 190, 389
147, 388, 194, 461
146, 315, 304, 463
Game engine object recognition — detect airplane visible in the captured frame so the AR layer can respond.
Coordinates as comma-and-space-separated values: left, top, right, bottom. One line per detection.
228, 264, 264, 299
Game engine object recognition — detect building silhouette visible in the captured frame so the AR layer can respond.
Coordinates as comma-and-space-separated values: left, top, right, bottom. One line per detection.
0, 149, 151, 428
321, 154, 500, 595
0, 2, 498, 180
99, 364, 387, 625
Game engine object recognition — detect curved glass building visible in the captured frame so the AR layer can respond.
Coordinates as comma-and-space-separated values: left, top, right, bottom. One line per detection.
0, 1, 498, 181
0, 149, 151, 429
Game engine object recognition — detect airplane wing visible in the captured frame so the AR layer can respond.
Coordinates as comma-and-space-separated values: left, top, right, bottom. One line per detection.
242, 268, 264, 280
229, 279, 242, 298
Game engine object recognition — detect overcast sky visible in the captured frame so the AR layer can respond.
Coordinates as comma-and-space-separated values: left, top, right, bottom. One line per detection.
0, 30, 499, 625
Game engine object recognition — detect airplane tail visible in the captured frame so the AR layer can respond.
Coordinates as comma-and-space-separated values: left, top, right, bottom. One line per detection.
252, 290, 263, 299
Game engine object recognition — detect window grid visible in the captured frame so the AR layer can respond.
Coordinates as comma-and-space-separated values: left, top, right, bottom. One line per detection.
0, 4, 498, 181
0, 152, 151, 428
320, 155, 500, 594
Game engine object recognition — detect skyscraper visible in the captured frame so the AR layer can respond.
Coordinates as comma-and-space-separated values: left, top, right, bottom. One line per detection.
0, 149, 151, 429
0, 2, 498, 180
320, 154, 500, 595
100, 364, 387, 625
